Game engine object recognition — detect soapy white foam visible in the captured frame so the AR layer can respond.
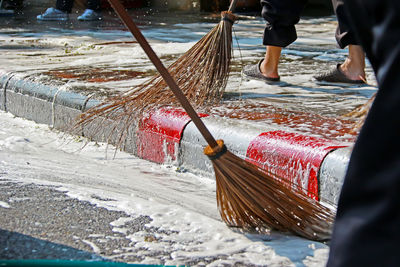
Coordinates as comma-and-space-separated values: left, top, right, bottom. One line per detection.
0, 110, 329, 266
0, 201, 10, 209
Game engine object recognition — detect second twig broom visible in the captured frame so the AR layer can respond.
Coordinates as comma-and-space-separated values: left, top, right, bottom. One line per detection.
343, 93, 376, 134
75, 1, 239, 146
107, 0, 335, 241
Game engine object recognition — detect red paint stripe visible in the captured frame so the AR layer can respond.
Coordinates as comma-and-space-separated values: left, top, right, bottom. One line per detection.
137, 107, 208, 164
246, 131, 347, 200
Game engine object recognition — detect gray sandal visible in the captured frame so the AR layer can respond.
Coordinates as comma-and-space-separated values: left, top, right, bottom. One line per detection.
242, 60, 281, 82
314, 64, 365, 84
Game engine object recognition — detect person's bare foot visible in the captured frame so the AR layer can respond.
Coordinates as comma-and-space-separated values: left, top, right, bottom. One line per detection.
339, 61, 366, 81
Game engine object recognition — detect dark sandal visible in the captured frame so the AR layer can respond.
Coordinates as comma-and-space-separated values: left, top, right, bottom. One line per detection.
314, 64, 365, 84
242, 59, 281, 82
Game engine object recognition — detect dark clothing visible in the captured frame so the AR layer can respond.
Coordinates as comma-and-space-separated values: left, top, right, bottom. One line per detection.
56, 0, 100, 13
327, 0, 400, 266
2, 0, 23, 9
332, 0, 359, 48
260, 0, 307, 47
260, 0, 359, 48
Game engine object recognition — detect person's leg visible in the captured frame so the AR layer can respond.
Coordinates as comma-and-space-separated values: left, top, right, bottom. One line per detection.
332, 0, 366, 81
259, 0, 307, 79
260, 46, 282, 79
327, 0, 400, 266
260, 0, 307, 78
56, 0, 74, 13
260, 0, 308, 47
332, 0, 358, 49
243, 0, 307, 81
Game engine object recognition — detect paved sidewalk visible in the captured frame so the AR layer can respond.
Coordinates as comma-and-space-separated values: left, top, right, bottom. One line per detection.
0, 7, 378, 205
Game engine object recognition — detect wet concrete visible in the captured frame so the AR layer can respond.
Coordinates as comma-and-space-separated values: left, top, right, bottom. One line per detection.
0, 179, 147, 262
1, 179, 245, 265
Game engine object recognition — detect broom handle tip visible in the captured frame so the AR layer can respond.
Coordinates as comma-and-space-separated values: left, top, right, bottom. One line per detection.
107, 0, 219, 149
228, 0, 238, 12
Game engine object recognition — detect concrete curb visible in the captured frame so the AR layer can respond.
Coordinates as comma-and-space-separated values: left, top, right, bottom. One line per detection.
0, 71, 351, 205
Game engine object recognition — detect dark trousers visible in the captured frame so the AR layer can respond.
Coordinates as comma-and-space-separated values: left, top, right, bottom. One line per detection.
332, 0, 359, 48
3, 0, 23, 9
260, 0, 359, 48
56, 0, 101, 13
327, 0, 400, 266
260, 0, 307, 47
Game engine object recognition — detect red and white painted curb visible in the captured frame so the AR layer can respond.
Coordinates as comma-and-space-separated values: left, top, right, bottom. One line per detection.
136, 107, 350, 203
246, 131, 346, 200
137, 107, 208, 163
0, 72, 352, 205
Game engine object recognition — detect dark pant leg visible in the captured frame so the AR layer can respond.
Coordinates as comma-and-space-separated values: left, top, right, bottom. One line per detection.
331, 0, 359, 48
260, 0, 308, 47
56, 0, 74, 13
327, 0, 400, 266
87, 0, 101, 11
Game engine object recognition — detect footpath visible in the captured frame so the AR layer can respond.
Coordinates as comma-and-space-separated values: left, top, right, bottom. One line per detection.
0, 5, 378, 206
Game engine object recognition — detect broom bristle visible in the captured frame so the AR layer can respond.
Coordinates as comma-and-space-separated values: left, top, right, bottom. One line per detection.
74, 12, 237, 147
206, 143, 335, 241
342, 93, 376, 134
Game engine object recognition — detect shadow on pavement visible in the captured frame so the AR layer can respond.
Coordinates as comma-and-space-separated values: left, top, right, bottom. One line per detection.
0, 229, 104, 260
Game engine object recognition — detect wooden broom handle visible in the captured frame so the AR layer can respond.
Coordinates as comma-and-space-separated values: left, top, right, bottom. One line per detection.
107, 0, 219, 149
228, 0, 238, 12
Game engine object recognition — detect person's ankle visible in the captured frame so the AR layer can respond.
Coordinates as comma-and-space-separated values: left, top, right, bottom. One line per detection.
260, 60, 280, 79
339, 62, 365, 81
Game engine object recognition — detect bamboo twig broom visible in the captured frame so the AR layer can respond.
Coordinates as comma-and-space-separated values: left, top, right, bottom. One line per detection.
75, 1, 239, 145
106, 0, 335, 241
